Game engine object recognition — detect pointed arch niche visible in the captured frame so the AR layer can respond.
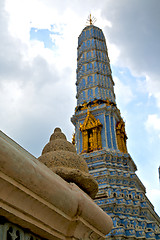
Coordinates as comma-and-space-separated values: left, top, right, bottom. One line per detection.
80, 110, 102, 153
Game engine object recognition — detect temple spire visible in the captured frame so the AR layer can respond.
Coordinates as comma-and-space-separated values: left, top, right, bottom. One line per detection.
71, 22, 160, 240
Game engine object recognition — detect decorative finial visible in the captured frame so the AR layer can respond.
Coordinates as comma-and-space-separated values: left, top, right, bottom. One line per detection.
89, 14, 92, 25
86, 14, 96, 26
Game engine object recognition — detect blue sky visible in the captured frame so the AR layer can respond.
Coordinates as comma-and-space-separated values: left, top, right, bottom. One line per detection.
30, 25, 61, 49
30, 28, 54, 48
0, 0, 160, 215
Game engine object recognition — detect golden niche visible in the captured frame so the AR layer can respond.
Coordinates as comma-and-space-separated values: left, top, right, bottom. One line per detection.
80, 110, 102, 153
116, 119, 128, 153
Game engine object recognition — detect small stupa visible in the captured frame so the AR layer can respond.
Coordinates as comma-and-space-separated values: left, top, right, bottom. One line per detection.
38, 127, 98, 198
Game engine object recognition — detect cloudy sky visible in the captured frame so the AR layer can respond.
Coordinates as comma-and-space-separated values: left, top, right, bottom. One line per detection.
0, 0, 160, 215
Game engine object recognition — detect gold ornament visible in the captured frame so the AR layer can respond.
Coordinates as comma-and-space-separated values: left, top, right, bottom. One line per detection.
116, 119, 128, 153
80, 110, 102, 153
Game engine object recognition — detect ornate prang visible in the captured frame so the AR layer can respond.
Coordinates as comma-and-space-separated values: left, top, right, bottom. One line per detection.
71, 21, 160, 240
116, 119, 128, 153
80, 110, 102, 153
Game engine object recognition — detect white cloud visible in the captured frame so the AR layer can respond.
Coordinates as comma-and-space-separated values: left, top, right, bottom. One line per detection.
147, 189, 160, 216
0, 0, 77, 153
145, 75, 160, 108
145, 114, 160, 136
101, 0, 160, 110
114, 76, 134, 106
108, 42, 120, 65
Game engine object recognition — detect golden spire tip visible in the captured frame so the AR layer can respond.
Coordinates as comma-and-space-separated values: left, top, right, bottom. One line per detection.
86, 14, 96, 26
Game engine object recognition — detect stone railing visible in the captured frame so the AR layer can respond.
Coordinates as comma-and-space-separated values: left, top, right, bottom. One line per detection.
0, 221, 41, 240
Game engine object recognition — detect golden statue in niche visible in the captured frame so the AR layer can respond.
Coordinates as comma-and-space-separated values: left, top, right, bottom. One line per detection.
80, 110, 102, 153
89, 132, 93, 151
116, 119, 128, 153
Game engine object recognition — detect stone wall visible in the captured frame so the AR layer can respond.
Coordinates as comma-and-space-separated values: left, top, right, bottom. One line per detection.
0, 130, 113, 240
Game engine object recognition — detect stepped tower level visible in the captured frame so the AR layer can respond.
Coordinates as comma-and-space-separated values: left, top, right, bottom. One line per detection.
71, 21, 160, 239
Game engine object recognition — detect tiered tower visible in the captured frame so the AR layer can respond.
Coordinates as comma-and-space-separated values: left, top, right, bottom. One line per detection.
71, 21, 160, 239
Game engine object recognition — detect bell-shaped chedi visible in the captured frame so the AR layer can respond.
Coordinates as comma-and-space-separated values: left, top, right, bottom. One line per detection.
38, 127, 98, 198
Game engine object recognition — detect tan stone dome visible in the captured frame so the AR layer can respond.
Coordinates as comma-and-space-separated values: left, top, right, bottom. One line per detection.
38, 127, 98, 198
42, 132, 76, 154
50, 127, 67, 141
